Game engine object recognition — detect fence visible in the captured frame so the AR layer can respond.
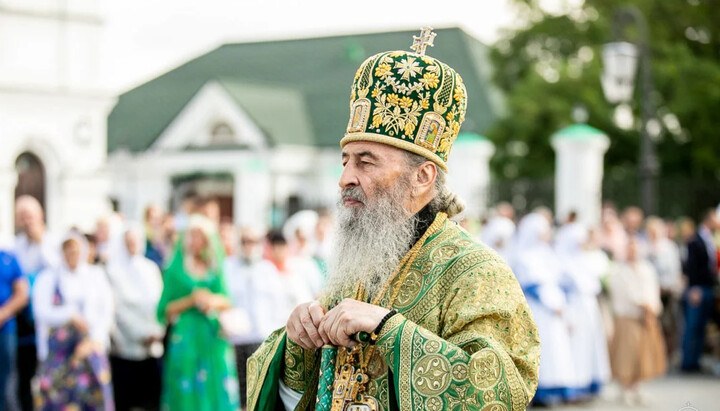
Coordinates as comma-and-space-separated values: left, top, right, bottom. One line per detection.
488, 176, 720, 221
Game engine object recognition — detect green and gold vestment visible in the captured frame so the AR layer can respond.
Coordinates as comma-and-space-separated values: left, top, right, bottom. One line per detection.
246, 213, 540, 410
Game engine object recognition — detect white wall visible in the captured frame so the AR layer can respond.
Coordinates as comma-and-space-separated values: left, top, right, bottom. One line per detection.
0, 0, 102, 93
0, 90, 115, 238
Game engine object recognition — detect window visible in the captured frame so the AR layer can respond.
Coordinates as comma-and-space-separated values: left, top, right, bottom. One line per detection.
210, 122, 236, 145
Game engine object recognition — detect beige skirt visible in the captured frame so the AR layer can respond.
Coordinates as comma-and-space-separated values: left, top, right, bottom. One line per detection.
611, 316, 667, 386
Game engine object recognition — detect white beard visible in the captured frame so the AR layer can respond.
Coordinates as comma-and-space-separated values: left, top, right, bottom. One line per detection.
324, 179, 419, 301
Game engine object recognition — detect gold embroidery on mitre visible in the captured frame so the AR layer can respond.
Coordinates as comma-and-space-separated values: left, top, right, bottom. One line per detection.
415, 112, 446, 151
347, 98, 371, 133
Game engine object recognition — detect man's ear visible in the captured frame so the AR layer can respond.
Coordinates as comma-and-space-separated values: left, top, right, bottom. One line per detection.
415, 161, 437, 193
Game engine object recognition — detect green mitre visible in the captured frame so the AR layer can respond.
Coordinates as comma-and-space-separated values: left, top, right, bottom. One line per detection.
340, 28, 468, 171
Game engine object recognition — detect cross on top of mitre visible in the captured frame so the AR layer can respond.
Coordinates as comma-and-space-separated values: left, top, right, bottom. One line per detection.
411, 27, 437, 56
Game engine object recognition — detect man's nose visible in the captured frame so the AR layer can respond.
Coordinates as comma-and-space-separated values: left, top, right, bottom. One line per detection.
338, 163, 359, 189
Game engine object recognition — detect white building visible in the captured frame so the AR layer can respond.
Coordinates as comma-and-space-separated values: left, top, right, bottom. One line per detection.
107, 28, 503, 227
0, 14, 503, 241
0, 0, 114, 243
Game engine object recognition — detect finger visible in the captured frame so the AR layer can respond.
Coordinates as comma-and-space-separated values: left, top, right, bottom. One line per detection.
300, 309, 324, 348
308, 302, 325, 327
337, 316, 356, 347
309, 304, 328, 343
328, 309, 345, 346
320, 307, 341, 345
289, 325, 313, 350
286, 319, 301, 346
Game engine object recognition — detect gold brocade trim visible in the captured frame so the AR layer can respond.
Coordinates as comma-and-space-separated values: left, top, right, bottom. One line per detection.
246, 329, 285, 410
376, 313, 407, 344
482, 338, 529, 410
398, 319, 417, 410
340, 133, 448, 171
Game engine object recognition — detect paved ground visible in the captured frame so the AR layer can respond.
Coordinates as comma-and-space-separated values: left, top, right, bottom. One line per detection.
531, 374, 720, 411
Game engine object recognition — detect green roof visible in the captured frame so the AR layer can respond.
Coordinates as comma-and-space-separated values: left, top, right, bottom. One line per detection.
551, 124, 607, 140
455, 132, 489, 144
108, 28, 503, 153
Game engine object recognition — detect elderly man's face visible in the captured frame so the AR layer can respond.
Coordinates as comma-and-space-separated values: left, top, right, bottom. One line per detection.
339, 141, 409, 209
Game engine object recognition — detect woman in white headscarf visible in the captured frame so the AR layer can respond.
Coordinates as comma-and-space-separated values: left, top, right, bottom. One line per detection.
481, 215, 515, 261
511, 213, 575, 406
32, 234, 115, 410
106, 225, 165, 411
555, 222, 610, 401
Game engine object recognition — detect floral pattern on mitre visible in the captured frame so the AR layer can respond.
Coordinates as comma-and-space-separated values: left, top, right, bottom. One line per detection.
343, 50, 468, 169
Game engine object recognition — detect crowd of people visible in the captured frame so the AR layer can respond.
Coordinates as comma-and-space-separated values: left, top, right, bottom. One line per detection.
1, 192, 718, 410
480, 202, 720, 407
0, 194, 330, 411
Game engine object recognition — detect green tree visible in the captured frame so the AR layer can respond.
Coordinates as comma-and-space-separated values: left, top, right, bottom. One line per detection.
488, 0, 720, 203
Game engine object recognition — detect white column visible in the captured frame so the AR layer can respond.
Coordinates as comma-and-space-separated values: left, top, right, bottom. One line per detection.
551, 125, 610, 227
447, 134, 495, 220
0, 167, 18, 245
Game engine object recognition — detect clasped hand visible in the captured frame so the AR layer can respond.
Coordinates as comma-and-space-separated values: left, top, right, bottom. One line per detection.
286, 299, 390, 349
192, 289, 224, 313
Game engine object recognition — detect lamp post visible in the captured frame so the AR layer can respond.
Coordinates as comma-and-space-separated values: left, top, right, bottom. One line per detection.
601, 6, 659, 215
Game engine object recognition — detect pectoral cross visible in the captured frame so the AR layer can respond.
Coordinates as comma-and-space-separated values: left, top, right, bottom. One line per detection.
330, 348, 378, 411
411, 27, 437, 56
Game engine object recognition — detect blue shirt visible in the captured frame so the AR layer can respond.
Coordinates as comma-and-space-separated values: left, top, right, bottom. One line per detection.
0, 250, 23, 334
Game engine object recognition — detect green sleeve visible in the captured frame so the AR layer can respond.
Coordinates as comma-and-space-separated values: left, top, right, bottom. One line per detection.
246, 328, 322, 411
375, 257, 540, 411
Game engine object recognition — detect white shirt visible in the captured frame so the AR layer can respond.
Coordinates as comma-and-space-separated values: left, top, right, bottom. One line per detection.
647, 238, 682, 292
14, 232, 60, 275
32, 264, 114, 361
107, 255, 164, 360
252, 258, 320, 338
609, 260, 662, 319
224, 256, 264, 345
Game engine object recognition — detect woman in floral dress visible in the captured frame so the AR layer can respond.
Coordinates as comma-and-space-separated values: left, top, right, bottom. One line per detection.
32, 234, 115, 410
157, 215, 240, 411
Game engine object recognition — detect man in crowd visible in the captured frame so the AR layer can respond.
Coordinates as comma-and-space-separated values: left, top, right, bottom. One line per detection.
224, 226, 269, 405
681, 209, 719, 372
13, 196, 58, 411
0, 218, 29, 411
247, 28, 539, 410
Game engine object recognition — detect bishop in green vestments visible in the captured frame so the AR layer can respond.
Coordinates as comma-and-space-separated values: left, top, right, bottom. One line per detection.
247, 28, 540, 411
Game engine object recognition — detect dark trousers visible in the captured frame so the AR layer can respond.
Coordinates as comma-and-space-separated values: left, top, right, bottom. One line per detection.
0, 331, 17, 411
234, 343, 261, 407
110, 355, 162, 411
681, 286, 715, 370
16, 343, 35, 411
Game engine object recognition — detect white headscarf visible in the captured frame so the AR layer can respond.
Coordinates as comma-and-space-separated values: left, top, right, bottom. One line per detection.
481, 216, 515, 259
106, 224, 163, 360
513, 213, 551, 253
554, 222, 588, 257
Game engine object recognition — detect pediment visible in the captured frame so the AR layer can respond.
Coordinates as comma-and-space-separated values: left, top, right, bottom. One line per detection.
150, 81, 267, 152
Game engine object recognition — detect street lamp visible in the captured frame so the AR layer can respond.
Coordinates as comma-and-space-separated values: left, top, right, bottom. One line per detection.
601, 42, 638, 104
601, 6, 659, 215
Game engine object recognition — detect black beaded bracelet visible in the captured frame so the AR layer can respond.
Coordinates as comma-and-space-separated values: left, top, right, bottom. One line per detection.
351, 310, 399, 345
373, 309, 398, 336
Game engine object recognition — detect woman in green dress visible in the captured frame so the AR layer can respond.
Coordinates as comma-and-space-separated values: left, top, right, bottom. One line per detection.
157, 215, 240, 411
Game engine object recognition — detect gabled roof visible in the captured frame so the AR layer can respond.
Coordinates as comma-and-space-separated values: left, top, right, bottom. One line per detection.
108, 27, 503, 153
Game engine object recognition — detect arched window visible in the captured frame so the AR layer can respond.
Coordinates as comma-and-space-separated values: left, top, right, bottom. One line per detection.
15, 151, 46, 213
210, 122, 236, 145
